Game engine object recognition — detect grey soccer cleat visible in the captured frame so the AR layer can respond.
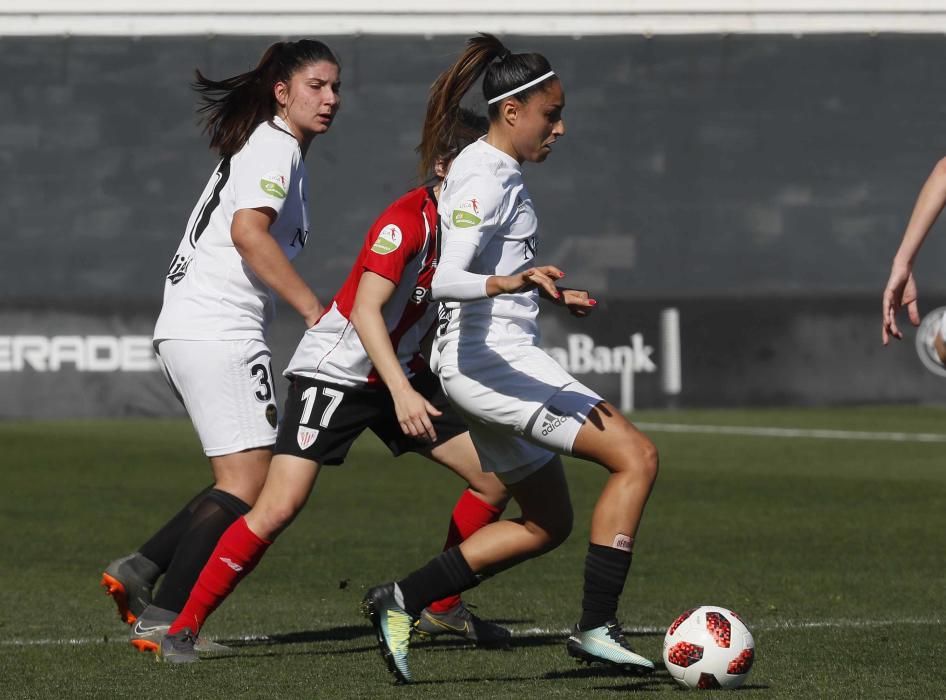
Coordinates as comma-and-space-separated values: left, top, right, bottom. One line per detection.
100, 553, 160, 625
361, 583, 415, 684
566, 620, 655, 674
156, 628, 199, 664
130, 605, 230, 655
129, 605, 175, 653
413, 601, 511, 647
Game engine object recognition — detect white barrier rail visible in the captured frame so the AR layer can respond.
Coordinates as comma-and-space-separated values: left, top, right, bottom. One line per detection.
8, 1, 946, 35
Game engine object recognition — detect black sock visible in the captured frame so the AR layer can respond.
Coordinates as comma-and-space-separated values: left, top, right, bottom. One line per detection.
138, 484, 215, 571
396, 547, 479, 617
151, 488, 251, 613
578, 543, 632, 631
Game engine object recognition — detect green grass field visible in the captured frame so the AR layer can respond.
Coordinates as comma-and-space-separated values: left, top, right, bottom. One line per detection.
3, 406, 946, 698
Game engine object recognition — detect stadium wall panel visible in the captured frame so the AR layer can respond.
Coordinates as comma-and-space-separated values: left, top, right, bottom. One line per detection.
3, 34, 945, 416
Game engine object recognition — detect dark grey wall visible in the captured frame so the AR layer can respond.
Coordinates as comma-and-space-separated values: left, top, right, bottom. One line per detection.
7, 34, 946, 307
3, 34, 946, 417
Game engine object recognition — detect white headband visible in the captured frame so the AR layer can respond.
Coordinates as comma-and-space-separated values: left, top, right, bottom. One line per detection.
487, 71, 556, 105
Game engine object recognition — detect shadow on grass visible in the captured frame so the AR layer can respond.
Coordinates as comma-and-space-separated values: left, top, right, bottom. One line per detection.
219, 624, 369, 648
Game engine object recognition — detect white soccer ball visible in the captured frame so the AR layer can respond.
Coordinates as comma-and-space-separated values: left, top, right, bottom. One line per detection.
662, 605, 755, 690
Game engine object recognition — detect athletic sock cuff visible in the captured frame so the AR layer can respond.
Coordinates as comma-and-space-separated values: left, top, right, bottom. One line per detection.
234, 516, 273, 549
207, 488, 252, 517
458, 489, 503, 517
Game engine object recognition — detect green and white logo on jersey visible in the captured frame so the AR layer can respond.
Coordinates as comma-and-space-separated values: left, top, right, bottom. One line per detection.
452, 197, 482, 228
371, 224, 403, 255
452, 210, 481, 228
260, 171, 288, 199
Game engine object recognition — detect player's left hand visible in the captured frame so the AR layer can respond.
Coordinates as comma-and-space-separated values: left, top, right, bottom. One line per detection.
561, 288, 596, 317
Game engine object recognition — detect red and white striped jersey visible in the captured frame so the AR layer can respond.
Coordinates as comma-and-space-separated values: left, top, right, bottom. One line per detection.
284, 186, 439, 386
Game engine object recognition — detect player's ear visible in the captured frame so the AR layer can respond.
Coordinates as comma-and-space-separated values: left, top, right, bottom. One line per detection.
501, 99, 519, 126
274, 80, 290, 110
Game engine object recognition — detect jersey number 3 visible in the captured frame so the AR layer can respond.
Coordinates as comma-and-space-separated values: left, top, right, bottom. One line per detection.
250, 362, 274, 402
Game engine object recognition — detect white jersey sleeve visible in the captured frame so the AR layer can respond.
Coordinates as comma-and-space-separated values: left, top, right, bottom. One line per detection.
432, 169, 509, 301
230, 130, 299, 217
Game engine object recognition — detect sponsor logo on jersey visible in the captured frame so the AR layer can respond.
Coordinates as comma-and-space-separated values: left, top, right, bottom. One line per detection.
452, 197, 482, 228
297, 426, 319, 450
541, 405, 567, 436
370, 224, 402, 255
260, 171, 288, 199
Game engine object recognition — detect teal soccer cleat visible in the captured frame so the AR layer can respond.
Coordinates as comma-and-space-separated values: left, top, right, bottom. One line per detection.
566, 620, 655, 674
361, 583, 415, 684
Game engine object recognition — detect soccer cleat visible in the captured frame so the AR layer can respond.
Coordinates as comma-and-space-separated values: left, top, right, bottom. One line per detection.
100, 553, 158, 625
566, 620, 655, 674
361, 583, 415, 684
156, 628, 199, 664
129, 605, 175, 653
129, 605, 229, 655
413, 602, 511, 647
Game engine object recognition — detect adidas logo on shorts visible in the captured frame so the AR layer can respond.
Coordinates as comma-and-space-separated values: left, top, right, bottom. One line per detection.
541, 406, 567, 436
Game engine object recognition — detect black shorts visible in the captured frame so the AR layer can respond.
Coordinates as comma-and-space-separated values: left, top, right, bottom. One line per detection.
274, 367, 468, 465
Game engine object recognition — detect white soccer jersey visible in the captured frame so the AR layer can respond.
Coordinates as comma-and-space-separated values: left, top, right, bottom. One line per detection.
432, 138, 541, 352
154, 116, 309, 342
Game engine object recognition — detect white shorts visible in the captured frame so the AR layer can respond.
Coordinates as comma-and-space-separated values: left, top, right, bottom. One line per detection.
438, 343, 603, 483
155, 339, 278, 457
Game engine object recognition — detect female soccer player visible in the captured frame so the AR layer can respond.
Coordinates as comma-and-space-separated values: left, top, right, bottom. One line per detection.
155, 111, 513, 663
101, 39, 340, 650
882, 156, 946, 359
363, 34, 660, 684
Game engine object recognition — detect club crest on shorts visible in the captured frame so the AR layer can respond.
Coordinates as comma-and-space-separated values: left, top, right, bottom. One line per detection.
265, 404, 278, 428
297, 426, 319, 450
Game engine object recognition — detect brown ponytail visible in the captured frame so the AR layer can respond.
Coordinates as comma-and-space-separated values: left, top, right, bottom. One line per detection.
417, 33, 507, 178
194, 39, 339, 157
418, 34, 556, 177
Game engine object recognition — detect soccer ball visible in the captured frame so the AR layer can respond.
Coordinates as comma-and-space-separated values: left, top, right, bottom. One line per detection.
662, 605, 755, 690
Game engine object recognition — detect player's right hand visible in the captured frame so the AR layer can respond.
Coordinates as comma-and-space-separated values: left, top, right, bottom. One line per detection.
393, 387, 441, 442
882, 261, 920, 345
494, 265, 565, 298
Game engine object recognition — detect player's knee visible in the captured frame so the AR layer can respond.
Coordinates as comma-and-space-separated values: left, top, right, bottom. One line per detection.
254, 499, 304, 539
468, 477, 510, 509
635, 436, 659, 486
547, 507, 573, 549
526, 508, 572, 553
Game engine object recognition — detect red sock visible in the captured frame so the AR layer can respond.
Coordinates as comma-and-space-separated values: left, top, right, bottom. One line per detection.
427, 490, 503, 613
168, 516, 271, 634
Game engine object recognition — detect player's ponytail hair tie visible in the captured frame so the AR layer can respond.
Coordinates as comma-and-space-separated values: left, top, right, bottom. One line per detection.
487, 71, 556, 104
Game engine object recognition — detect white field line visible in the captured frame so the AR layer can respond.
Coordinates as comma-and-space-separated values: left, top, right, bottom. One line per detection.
3, 617, 941, 647
634, 422, 946, 444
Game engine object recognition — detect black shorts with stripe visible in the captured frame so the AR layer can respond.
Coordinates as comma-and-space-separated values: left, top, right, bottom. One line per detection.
274, 367, 468, 465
